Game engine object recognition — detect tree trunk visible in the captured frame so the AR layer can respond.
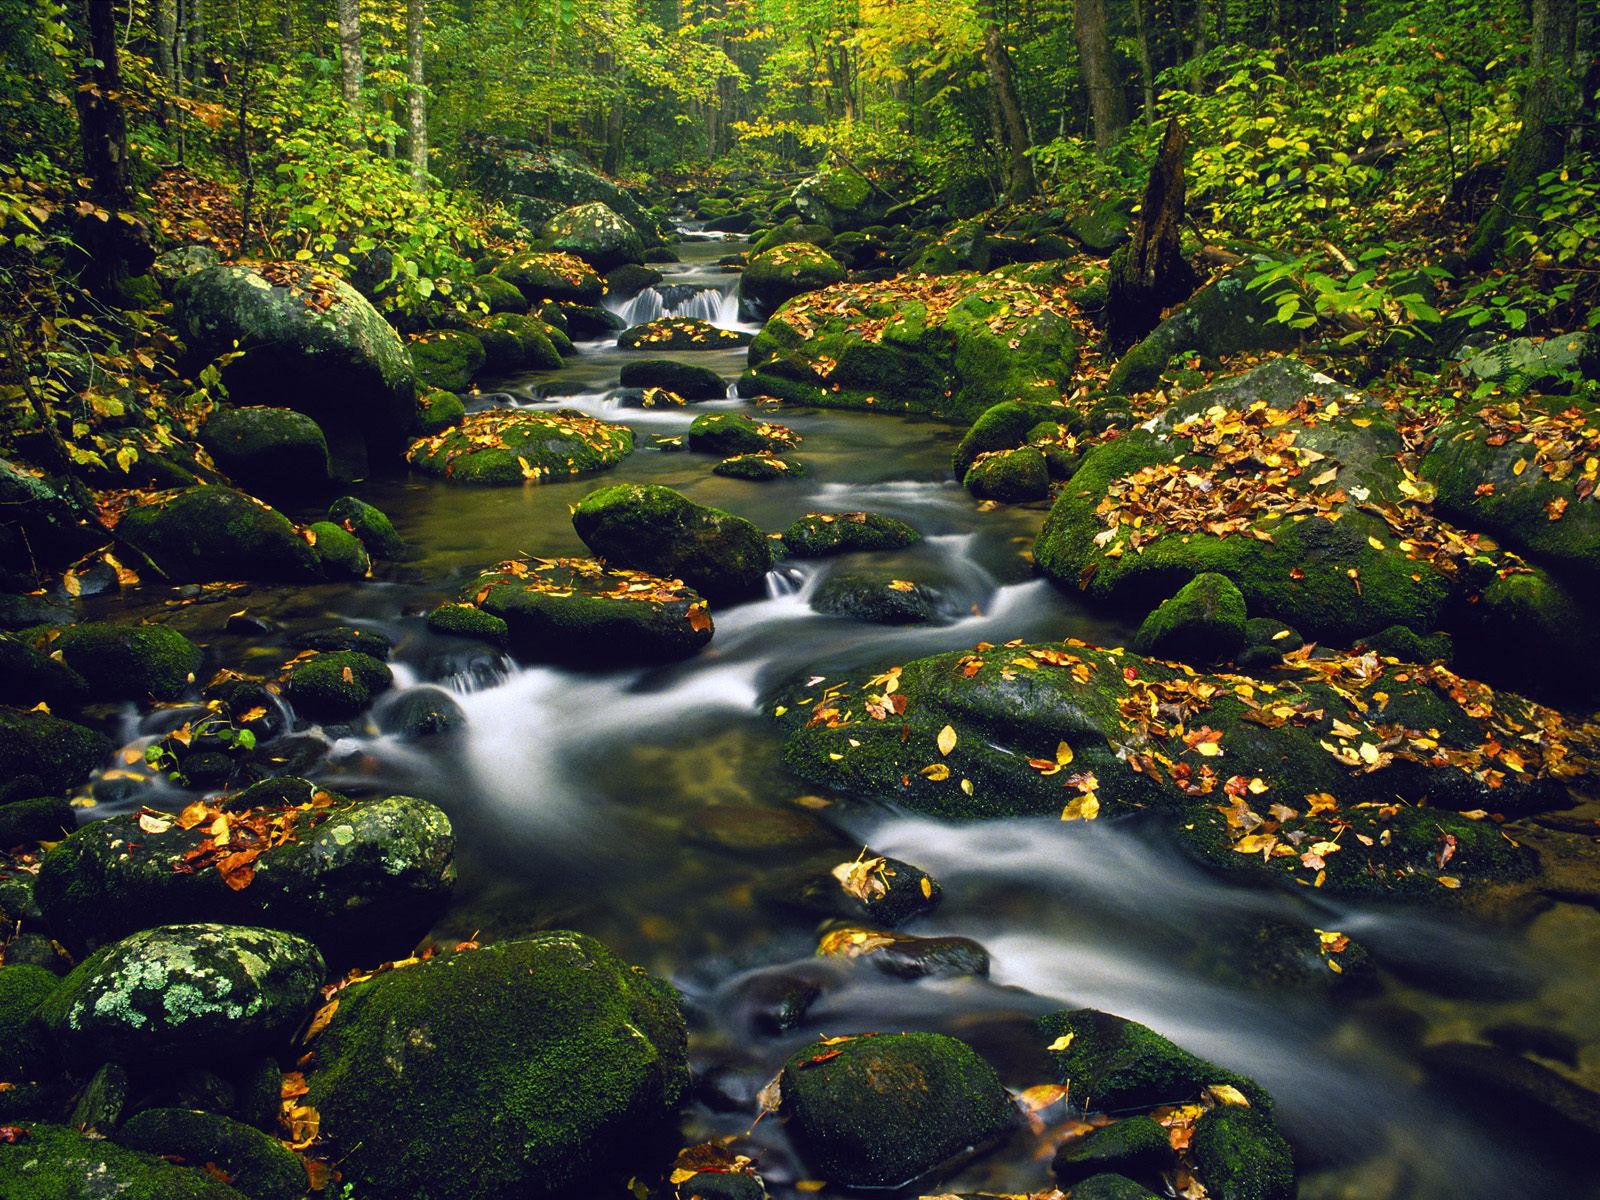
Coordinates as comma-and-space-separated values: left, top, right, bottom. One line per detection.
407, 0, 428, 183
336, 0, 365, 118
1107, 117, 1199, 350
1134, 0, 1157, 121
1075, 0, 1128, 149
1466, 0, 1579, 264
983, 23, 1038, 201
154, 0, 176, 84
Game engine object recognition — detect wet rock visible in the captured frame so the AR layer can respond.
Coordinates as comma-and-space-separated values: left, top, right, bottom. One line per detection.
407, 408, 634, 485
282, 649, 392, 720
172, 262, 417, 477
954, 399, 1082, 477
0, 1122, 250, 1199
426, 602, 509, 645
573, 483, 773, 603
620, 317, 752, 351
618, 358, 727, 399
964, 446, 1050, 502
1038, 1009, 1269, 1110
0, 707, 110, 793
763, 853, 941, 927
684, 805, 837, 856
1358, 623, 1453, 663
781, 511, 921, 558
418, 387, 467, 435
68, 1061, 129, 1134
1070, 1175, 1165, 1200
409, 328, 487, 392
677, 1169, 766, 1200
688, 412, 799, 456
813, 573, 938, 624
616, 386, 691, 409
328, 495, 414, 561
477, 312, 563, 371
1133, 573, 1248, 666
751, 220, 834, 254
542, 201, 646, 271
200, 405, 332, 502
116, 1108, 305, 1200
463, 555, 713, 664
730, 968, 825, 1035
0, 963, 57, 1078
1190, 1104, 1296, 1200
0, 633, 88, 709
472, 272, 529, 314
742, 243, 844, 312
562, 302, 627, 338
377, 686, 467, 739
1484, 1021, 1582, 1067
306, 519, 370, 578
816, 927, 990, 980
40, 622, 201, 702
0, 592, 75, 632
778, 1031, 1014, 1187
1418, 1039, 1600, 1142
1053, 1116, 1173, 1186
118, 485, 320, 582
307, 932, 689, 1200
39, 924, 323, 1065
299, 625, 395, 659
714, 453, 805, 481
493, 250, 605, 306
605, 263, 664, 296
0, 795, 76, 846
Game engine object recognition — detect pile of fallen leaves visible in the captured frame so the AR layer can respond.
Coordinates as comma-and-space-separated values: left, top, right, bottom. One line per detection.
249, 260, 344, 315
149, 786, 340, 892
1469, 399, 1600, 508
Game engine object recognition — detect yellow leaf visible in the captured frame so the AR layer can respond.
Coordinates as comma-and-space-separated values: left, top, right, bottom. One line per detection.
1060, 792, 1100, 821
1367, 535, 1385, 551
920, 763, 950, 781
1056, 740, 1074, 766
936, 725, 957, 756
1437, 875, 1461, 889
1513, 458, 1527, 476
1206, 1083, 1251, 1107
920, 876, 932, 898
1047, 1033, 1076, 1051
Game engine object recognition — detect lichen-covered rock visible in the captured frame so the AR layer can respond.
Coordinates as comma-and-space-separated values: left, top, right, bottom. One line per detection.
781, 511, 921, 558
964, 446, 1050, 502
306, 519, 371, 579
36, 621, 201, 702
620, 318, 751, 351
463, 556, 713, 664
426, 602, 508, 645
1038, 1008, 1269, 1110
542, 202, 645, 272
573, 483, 773, 603
281, 649, 392, 720
1133, 573, 1248, 666
117, 485, 320, 582
742, 243, 845, 312
618, 358, 727, 400
116, 1109, 305, 1200
306, 933, 689, 1200
813, 573, 939, 624
744, 273, 1077, 422
0, 1123, 250, 1199
407, 408, 633, 485
200, 406, 332, 499
172, 262, 417, 477
778, 1032, 1014, 1187
713, 452, 806, 481
1189, 1104, 1296, 1200
0, 707, 110, 793
328, 495, 413, 560
153, 244, 222, 295
493, 250, 605, 306
408, 329, 487, 391
38, 924, 323, 1065
688, 412, 800, 456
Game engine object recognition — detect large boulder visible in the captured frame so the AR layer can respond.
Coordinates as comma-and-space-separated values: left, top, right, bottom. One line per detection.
0, 706, 110, 793
954, 399, 1082, 476
743, 272, 1077, 422
408, 329, 487, 391
0, 1123, 249, 1199
493, 250, 605, 306
200, 405, 332, 500
741, 243, 845, 312
38, 924, 323, 1064
573, 483, 773, 603
964, 446, 1051, 501
172, 262, 418, 477
476, 313, 563, 372
41, 621, 202, 701
778, 1032, 1014, 1187
542, 202, 645, 272
306, 933, 689, 1200
687, 412, 800, 457
470, 145, 663, 238
463, 556, 713, 664
116, 485, 320, 582
407, 408, 634, 485
792, 168, 891, 231
35, 789, 454, 960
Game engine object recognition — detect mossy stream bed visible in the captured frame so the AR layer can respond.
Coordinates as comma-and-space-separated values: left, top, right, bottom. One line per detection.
57, 234, 1600, 1200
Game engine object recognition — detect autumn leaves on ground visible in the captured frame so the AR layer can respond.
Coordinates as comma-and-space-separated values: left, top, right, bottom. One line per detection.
2, 1, 1600, 1200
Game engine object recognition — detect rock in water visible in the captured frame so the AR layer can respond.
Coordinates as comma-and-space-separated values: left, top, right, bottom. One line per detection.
408, 329, 487, 391
964, 446, 1051, 501
306, 932, 689, 1200
0, 706, 110, 792
117, 485, 321, 582
172, 262, 417, 478
688, 412, 800, 456
620, 317, 751, 351
407, 408, 634, 485
618, 358, 727, 399
780, 511, 922, 557
493, 250, 605, 306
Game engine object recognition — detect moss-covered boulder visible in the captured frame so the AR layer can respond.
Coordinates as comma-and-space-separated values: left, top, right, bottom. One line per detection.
408, 329, 487, 392
477, 312, 563, 372
751, 220, 835, 255
1053, 1116, 1174, 1186
0, 1123, 250, 1199
743, 273, 1077, 422
1038, 1008, 1267, 1109
1070, 1174, 1165, 1200
0, 632, 89, 709
462, 556, 712, 664
813, 573, 938, 624
778, 1032, 1014, 1187
617, 357, 727, 400
306, 933, 689, 1200
426, 602, 508, 645
117, 485, 320, 582
0, 706, 110, 793
1133, 573, 1248, 666
1449, 566, 1600, 702
417, 388, 467, 435
200, 406, 332, 499
964, 446, 1051, 501
688, 412, 800, 456
493, 250, 605, 306
37, 790, 453, 958
1068, 196, 1136, 252
573, 483, 773, 603
0, 963, 56, 1078
407, 408, 634, 485
306, 519, 370, 579
473, 272, 529, 314
792, 168, 890, 231
742, 243, 845, 312
282, 649, 392, 720
781, 511, 921, 557
713, 452, 805, 480
954, 399, 1082, 476
39, 924, 323, 1065
620, 318, 751, 351
542, 201, 646, 271
1189, 1104, 1295, 1200
116, 1108, 305, 1200
36, 622, 198, 703
328, 495, 413, 560
172, 262, 417, 477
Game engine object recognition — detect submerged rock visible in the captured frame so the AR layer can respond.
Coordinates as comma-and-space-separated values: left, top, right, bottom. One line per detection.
307, 933, 689, 1200
781, 511, 921, 557
407, 408, 634, 485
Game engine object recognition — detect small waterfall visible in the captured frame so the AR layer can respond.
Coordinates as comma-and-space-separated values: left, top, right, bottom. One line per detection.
608, 281, 741, 328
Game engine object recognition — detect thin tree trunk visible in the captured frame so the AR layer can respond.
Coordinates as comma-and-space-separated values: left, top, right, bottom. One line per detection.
1134, 0, 1157, 121
407, 0, 428, 183
1075, 0, 1128, 149
983, 23, 1038, 201
336, 0, 365, 118
154, 0, 176, 84
1107, 117, 1199, 349
76, 0, 134, 208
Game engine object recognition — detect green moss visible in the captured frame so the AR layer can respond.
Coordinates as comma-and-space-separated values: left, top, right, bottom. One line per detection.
417, 388, 467, 435
1359, 623, 1453, 663
1133, 573, 1248, 665
688, 412, 798, 456
282, 650, 392, 720
619, 318, 751, 351
44, 622, 201, 702
481, 313, 563, 371
542, 201, 645, 271
0, 796, 74, 846
742, 243, 845, 310
713, 453, 806, 480
408, 409, 634, 485
328, 495, 412, 560
473, 273, 529, 314
954, 400, 1079, 475
0, 706, 111, 792
617, 358, 726, 399
1053, 1116, 1173, 1185
1189, 1104, 1295, 1200
307, 520, 370, 579
200, 406, 330, 494
118, 485, 321, 582
1070, 1174, 1165, 1200
408, 329, 487, 391
116, 1108, 305, 1200
427, 602, 509, 645
307, 932, 688, 1200
751, 221, 835, 254
493, 251, 604, 305
781, 511, 921, 557
0, 633, 88, 709
964, 446, 1050, 502
0, 964, 57, 1077
0, 1123, 250, 1199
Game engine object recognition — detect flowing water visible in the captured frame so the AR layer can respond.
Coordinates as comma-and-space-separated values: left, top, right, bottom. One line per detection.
83, 230, 1600, 1200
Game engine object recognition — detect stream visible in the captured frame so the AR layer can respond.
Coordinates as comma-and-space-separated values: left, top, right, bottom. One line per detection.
82, 230, 1600, 1200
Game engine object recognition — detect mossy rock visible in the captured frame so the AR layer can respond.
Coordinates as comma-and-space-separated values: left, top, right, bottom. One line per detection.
781, 511, 921, 557
38, 622, 200, 702
688, 412, 799, 456
493, 250, 605, 306
306, 520, 370, 579
200, 406, 331, 499
763, 853, 941, 927
464, 556, 712, 665
306, 932, 689, 1200
1189, 1104, 1295, 1200
0, 632, 88, 709
617, 358, 727, 400
1133, 573, 1248, 666
964, 446, 1050, 502
153, 244, 222, 295
792, 169, 888, 231
473, 272, 529, 314
38, 924, 324, 1065
407, 408, 634, 485
0, 963, 57, 1077
0, 1122, 250, 1199
417, 388, 467, 436
742, 243, 845, 312
0, 706, 111, 793
605, 263, 664, 296
751, 221, 835, 254
37, 790, 453, 959
118, 485, 320, 582
1038, 1008, 1268, 1110
1450, 567, 1599, 703
282, 649, 392, 720
778, 1032, 1014, 1187
541, 201, 645, 271
1359, 623, 1453, 663
620, 318, 751, 351
376, 686, 467, 740
743, 272, 1077, 422
427, 602, 509, 645
1068, 196, 1136, 253
408, 329, 487, 391
0, 795, 75, 847
573, 483, 773, 603
479, 312, 563, 371
954, 399, 1081, 476
328, 495, 413, 561
172, 262, 417, 479
116, 1108, 305, 1200
813, 573, 938, 624
713, 452, 806, 481
1053, 1116, 1174, 1186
